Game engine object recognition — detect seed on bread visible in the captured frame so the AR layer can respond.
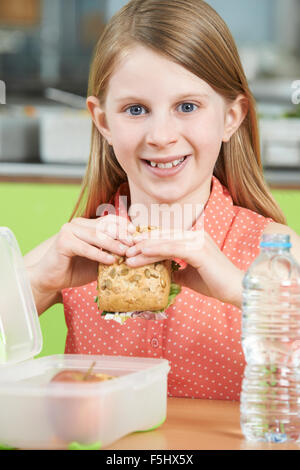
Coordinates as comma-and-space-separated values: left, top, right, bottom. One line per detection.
129, 274, 142, 282
150, 272, 159, 278
120, 267, 129, 276
105, 278, 112, 289
109, 267, 116, 278
155, 263, 164, 272
97, 226, 172, 312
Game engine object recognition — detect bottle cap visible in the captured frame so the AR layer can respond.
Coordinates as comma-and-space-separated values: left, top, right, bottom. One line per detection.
260, 233, 291, 249
260, 241, 292, 248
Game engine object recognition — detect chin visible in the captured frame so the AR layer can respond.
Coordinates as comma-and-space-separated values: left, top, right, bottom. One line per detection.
154, 186, 186, 204
157, 194, 182, 204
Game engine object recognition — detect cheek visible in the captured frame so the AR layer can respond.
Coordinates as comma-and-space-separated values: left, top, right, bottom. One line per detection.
110, 120, 140, 152
108, 121, 143, 173
190, 111, 224, 154
109, 125, 137, 165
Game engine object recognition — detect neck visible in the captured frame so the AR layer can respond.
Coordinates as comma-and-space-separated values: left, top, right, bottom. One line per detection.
126, 177, 212, 231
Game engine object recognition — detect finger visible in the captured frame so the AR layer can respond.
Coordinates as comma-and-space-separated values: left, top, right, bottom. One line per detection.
125, 253, 166, 268
95, 216, 135, 246
141, 241, 175, 256
133, 228, 197, 242
73, 214, 135, 238
126, 239, 174, 257
133, 239, 196, 265
66, 222, 128, 257
125, 238, 173, 256
59, 232, 116, 265
96, 213, 135, 232
125, 243, 142, 257
102, 214, 136, 235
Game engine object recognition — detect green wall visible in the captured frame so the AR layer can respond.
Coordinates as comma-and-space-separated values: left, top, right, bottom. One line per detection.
0, 181, 299, 358
271, 190, 300, 235
0, 182, 81, 358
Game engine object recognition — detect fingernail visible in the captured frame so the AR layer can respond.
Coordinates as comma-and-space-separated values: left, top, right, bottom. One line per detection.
128, 223, 136, 233
119, 243, 127, 254
126, 257, 137, 266
126, 246, 137, 256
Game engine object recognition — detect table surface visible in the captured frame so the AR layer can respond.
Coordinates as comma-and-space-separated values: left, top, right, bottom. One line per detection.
106, 397, 300, 450
1, 162, 300, 189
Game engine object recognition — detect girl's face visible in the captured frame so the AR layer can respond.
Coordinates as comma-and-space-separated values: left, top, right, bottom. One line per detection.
88, 45, 245, 205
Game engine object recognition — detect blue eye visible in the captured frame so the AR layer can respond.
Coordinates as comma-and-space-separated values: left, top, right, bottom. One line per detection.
125, 102, 198, 115
178, 103, 198, 113
125, 105, 147, 116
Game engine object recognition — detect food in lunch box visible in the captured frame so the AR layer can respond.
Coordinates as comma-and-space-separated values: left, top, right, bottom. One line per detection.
50, 361, 115, 384
48, 362, 115, 444
95, 225, 181, 319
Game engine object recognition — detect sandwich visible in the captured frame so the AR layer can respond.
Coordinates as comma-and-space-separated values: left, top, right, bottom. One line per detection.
94, 225, 181, 322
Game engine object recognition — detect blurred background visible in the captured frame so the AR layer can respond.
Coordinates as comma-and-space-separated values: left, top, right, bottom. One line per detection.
0, 0, 300, 171
1, 0, 300, 357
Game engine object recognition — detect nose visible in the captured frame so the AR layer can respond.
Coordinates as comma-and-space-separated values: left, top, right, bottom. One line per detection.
145, 112, 178, 148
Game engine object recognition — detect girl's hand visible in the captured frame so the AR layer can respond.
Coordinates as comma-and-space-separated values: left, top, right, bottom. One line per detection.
29, 215, 136, 295
125, 228, 244, 308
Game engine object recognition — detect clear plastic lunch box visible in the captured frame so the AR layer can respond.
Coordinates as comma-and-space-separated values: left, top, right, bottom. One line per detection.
0, 227, 170, 450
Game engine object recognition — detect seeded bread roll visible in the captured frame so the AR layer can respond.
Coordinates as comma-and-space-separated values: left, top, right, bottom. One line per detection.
97, 226, 172, 312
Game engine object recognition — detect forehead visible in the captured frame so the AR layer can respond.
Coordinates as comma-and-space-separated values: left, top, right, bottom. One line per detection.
106, 45, 216, 99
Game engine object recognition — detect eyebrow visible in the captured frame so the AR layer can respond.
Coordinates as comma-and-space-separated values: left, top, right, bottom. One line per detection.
115, 93, 210, 102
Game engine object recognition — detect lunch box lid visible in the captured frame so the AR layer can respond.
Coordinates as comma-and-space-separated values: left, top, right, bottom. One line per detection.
0, 227, 42, 366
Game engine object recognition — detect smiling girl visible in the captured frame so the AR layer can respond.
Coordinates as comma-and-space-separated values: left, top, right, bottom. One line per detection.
24, 0, 300, 400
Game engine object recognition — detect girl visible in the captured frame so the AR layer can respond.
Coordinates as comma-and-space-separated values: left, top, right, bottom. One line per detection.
25, 0, 300, 400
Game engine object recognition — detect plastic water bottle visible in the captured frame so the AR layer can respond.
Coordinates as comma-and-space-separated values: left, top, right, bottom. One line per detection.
241, 233, 300, 443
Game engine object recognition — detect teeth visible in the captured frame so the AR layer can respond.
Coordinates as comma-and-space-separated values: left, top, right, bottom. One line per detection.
158, 162, 173, 169
149, 157, 185, 168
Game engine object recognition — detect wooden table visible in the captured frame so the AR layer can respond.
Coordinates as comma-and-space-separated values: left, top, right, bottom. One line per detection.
106, 397, 300, 450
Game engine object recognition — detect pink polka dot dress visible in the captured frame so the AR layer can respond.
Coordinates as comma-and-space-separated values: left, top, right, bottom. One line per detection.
62, 176, 272, 401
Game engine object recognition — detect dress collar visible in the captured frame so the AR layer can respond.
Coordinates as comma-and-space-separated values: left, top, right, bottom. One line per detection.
112, 176, 235, 247
106, 176, 236, 271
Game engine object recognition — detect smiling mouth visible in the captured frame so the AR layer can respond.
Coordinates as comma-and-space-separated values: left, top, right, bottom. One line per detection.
141, 154, 191, 178
144, 156, 188, 168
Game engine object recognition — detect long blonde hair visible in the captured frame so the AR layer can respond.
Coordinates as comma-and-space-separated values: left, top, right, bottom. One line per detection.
70, 0, 286, 224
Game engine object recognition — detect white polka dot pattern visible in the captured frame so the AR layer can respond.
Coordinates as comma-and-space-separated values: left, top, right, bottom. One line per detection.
62, 177, 273, 401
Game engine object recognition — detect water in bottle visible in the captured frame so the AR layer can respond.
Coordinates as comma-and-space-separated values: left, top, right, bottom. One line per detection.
241, 233, 300, 443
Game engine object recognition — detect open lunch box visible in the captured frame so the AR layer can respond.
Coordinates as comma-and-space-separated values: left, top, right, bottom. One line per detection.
0, 227, 170, 450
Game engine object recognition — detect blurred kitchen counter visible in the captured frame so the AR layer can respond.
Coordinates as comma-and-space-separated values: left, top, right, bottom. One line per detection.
1, 162, 300, 188
0, 162, 86, 184
264, 168, 300, 189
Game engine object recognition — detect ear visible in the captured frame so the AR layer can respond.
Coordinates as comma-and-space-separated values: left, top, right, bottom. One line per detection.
222, 94, 249, 143
86, 96, 113, 145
